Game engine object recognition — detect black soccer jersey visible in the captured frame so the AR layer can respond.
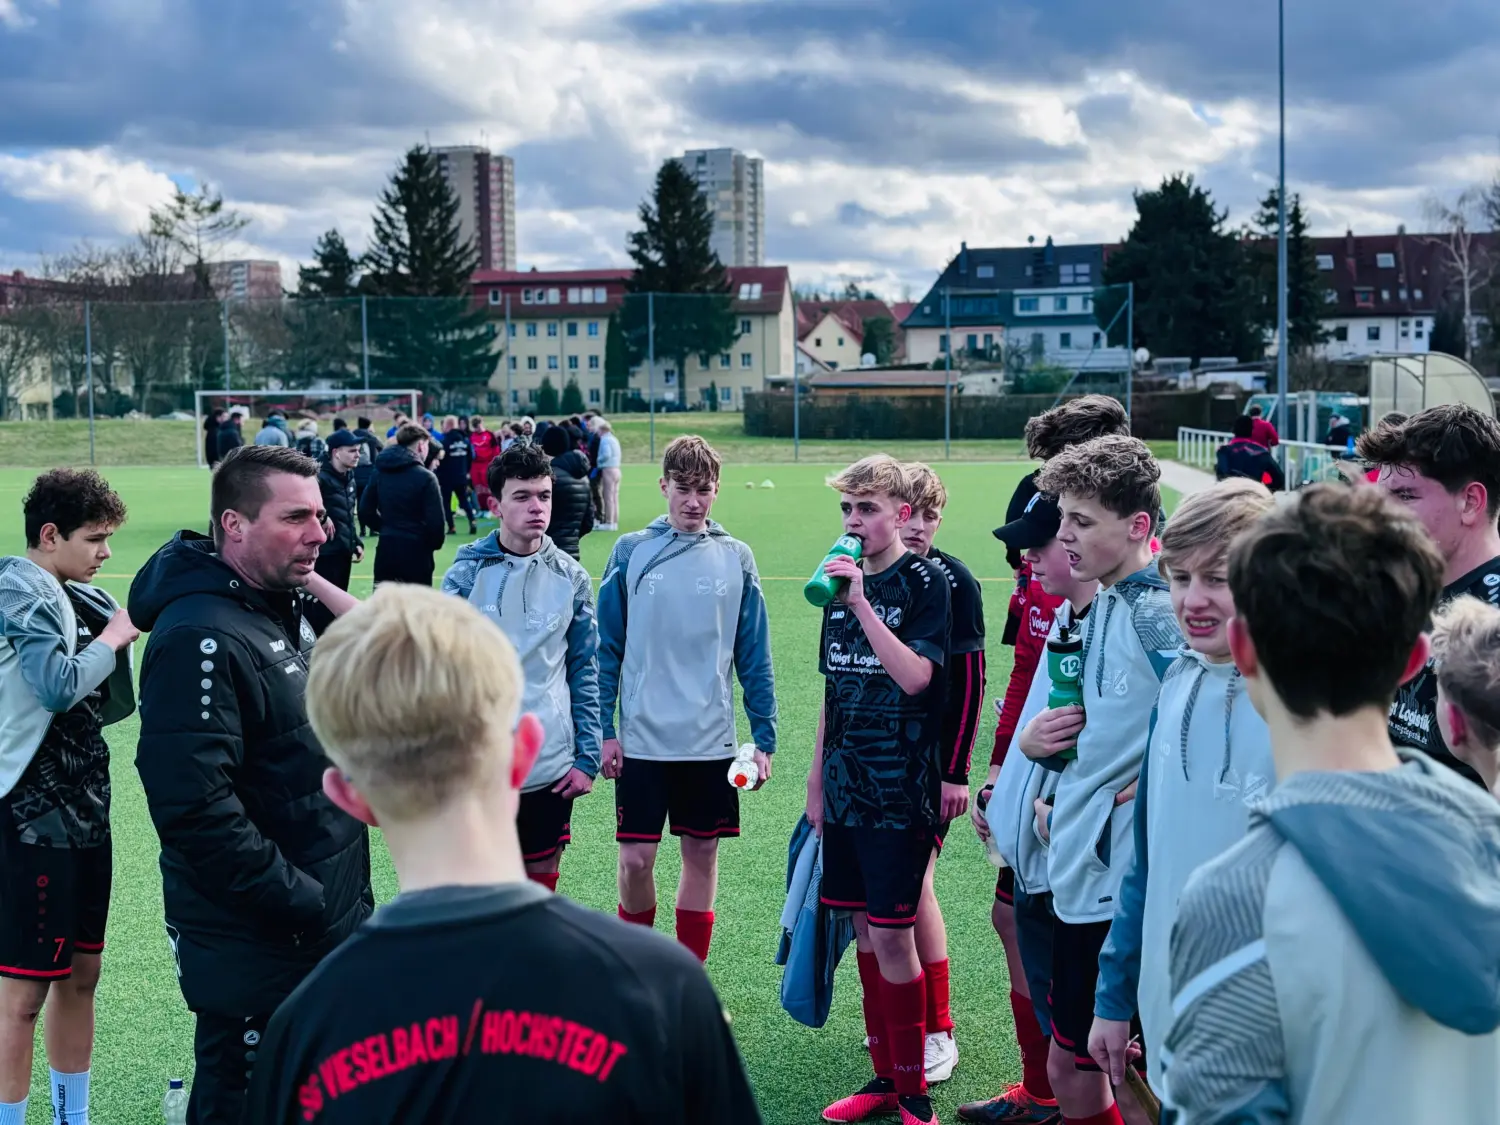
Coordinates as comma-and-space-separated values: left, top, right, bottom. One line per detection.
1390, 555, 1500, 787
928, 547, 986, 787
6, 587, 111, 849
819, 551, 951, 829
245, 883, 761, 1125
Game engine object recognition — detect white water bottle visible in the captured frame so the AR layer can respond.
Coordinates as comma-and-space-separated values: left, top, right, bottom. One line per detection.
163, 1079, 188, 1124
727, 743, 759, 790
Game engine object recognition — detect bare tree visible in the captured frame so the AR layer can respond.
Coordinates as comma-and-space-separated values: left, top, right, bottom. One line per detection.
1425, 188, 1496, 360
149, 187, 250, 295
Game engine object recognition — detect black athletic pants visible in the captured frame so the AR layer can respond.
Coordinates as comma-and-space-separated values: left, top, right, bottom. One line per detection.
306, 550, 353, 633
187, 1010, 271, 1125
441, 479, 475, 528
373, 535, 436, 587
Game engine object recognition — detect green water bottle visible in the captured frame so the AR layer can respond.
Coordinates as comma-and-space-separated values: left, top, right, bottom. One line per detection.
1046, 618, 1085, 761
804, 535, 864, 607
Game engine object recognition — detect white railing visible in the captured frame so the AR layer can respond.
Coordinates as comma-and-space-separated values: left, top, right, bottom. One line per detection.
1176, 427, 1357, 489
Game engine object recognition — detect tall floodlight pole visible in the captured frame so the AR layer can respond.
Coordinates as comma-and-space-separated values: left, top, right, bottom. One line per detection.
1275, 0, 1290, 444
361, 295, 371, 391
222, 299, 231, 391
85, 302, 96, 465
1126, 282, 1135, 419
647, 293, 656, 460
503, 293, 512, 411
943, 286, 952, 459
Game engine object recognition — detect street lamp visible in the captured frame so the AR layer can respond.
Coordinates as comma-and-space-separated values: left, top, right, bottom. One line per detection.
1275, 0, 1289, 445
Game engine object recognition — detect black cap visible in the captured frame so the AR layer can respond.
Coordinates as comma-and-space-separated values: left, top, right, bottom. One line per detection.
326, 429, 359, 450
993, 489, 1062, 552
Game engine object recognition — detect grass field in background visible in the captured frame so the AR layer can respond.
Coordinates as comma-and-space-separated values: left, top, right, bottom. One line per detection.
0, 459, 1180, 1124
0, 415, 1180, 469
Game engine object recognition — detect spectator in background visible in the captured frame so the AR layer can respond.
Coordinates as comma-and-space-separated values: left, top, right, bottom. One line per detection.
204, 408, 227, 467
596, 419, 622, 531
541, 426, 595, 560
254, 412, 291, 447
216, 409, 246, 463
469, 415, 500, 518
385, 413, 410, 442
439, 415, 478, 537
503, 421, 527, 452
350, 417, 383, 536
1325, 413, 1355, 452
360, 424, 447, 587
307, 430, 365, 633
1247, 403, 1279, 449
294, 420, 326, 462
1216, 415, 1286, 491
331, 418, 348, 433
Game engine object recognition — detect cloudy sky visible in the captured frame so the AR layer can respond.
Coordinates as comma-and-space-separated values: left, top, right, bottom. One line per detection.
1, 0, 1497, 297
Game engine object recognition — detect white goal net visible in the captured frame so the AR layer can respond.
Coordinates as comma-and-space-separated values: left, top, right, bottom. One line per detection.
194, 389, 420, 468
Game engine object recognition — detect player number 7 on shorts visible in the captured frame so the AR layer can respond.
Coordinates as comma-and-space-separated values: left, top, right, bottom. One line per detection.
53, 938, 66, 963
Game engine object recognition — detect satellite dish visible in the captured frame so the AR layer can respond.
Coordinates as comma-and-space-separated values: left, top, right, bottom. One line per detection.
861, 353, 876, 367
1133, 347, 1151, 366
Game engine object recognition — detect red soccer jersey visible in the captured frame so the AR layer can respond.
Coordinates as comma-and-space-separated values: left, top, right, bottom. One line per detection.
992, 563, 1064, 766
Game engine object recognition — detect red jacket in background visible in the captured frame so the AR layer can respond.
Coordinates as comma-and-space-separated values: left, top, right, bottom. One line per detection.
1249, 417, 1279, 448
993, 563, 1064, 767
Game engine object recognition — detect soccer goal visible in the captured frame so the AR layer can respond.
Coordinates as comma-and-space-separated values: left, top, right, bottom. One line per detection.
194, 389, 421, 468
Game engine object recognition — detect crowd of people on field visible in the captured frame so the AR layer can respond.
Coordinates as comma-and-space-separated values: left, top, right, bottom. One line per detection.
7, 396, 1500, 1125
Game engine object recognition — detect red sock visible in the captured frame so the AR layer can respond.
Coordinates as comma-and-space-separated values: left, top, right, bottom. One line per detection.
1009, 990, 1055, 1101
618, 904, 657, 927
1063, 1108, 1124, 1125
856, 952, 893, 1080
674, 908, 715, 962
882, 971, 928, 1097
923, 959, 953, 1035
528, 871, 559, 892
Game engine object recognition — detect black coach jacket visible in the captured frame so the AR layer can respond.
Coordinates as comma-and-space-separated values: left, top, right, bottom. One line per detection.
547, 454, 595, 560
129, 533, 372, 1014
317, 463, 362, 556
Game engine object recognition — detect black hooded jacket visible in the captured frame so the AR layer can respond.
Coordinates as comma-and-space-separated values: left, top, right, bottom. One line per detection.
129, 533, 372, 1013
547, 455, 595, 560
216, 418, 244, 461
317, 462, 362, 556
358, 445, 446, 548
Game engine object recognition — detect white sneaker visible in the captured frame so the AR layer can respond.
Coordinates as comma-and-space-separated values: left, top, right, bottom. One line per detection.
924, 1030, 957, 1083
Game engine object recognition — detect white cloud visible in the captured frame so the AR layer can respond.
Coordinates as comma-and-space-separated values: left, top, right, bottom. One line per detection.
0, 148, 177, 233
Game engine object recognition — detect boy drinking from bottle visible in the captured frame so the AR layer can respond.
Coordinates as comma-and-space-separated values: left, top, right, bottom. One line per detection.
1020, 436, 1181, 1125
899, 463, 986, 1084
808, 455, 952, 1125
1088, 479, 1276, 1096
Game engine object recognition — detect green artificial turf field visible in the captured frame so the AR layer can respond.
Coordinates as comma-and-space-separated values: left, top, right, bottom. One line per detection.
0, 454, 1175, 1124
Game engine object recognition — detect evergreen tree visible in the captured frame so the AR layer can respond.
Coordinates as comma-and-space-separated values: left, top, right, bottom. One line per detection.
1251, 190, 1327, 354
621, 160, 739, 393
604, 313, 630, 402
535, 376, 560, 416
707, 380, 720, 412
1097, 174, 1261, 363
860, 316, 895, 364
360, 146, 496, 396
560, 377, 585, 414
297, 230, 359, 297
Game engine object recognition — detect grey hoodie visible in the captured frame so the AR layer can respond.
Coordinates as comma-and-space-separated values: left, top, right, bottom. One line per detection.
1163, 754, 1500, 1125
1048, 563, 1181, 924
597, 516, 776, 760
441, 533, 602, 791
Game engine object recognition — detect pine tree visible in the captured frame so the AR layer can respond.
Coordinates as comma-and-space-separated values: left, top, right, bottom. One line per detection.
297, 230, 359, 297
860, 316, 895, 364
561, 377, 585, 414
1098, 174, 1261, 363
621, 160, 739, 393
536, 376, 560, 416
360, 146, 496, 396
1252, 190, 1327, 354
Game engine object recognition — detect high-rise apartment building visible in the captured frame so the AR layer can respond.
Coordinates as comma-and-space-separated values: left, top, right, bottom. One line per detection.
681, 148, 764, 267
433, 146, 517, 272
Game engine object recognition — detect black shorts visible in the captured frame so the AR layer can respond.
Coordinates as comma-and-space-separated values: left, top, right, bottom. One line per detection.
1049, 918, 1116, 1070
820, 823, 936, 929
0, 834, 111, 980
1012, 889, 1055, 1040
517, 788, 573, 863
615, 758, 740, 843
995, 866, 1015, 904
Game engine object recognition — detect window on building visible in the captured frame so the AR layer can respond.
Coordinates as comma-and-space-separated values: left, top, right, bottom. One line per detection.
740, 352, 753, 368
1316, 254, 1335, 270
1414, 288, 1423, 300
740, 318, 752, 335
1367, 326, 1381, 342
589, 355, 600, 370
488, 289, 501, 305
527, 356, 538, 370
1018, 297, 1039, 313
1030, 332, 1045, 353
564, 322, 576, 337
1325, 289, 1339, 304
1082, 296, 1093, 312
548, 355, 559, 370
966, 334, 978, 352
664, 370, 676, 384
508, 322, 517, 337
1334, 325, 1349, 342
1093, 331, 1102, 347
1381, 289, 1390, 302
1399, 288, 1408, 300
983, 333, 994, 349
547, 288, 561, 304
699, 355, 710, 370
1415, 323, 1426, 340
568, 355, 579, 370
545, 322, 557, 337
719, 354, 731, 369
521, 289, 535, 305
1354, 288, 1374, 309
939, 334, 949, 353
814, 337, 822, 348
567, 288, 580, 303
721, 386, 733, 403
511, 389, 520, 405
1060, 332, 1072, 349
588, 321, 599, 337
508, 356, 517, 370
977, 265, 995, 279
1376, 252, 1396, 269
526, 322, 538, 337
1060, 264, 1075, 284
837, 336, 845, 347
1054, 296, 1068, 312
